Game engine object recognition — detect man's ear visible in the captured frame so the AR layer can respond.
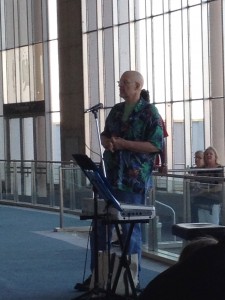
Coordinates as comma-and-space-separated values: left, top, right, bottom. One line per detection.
135, 82, 141, 90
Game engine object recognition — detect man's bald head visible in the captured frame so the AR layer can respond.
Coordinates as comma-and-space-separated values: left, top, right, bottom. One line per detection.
118, 70, 144, 103
122, 71, 144, 90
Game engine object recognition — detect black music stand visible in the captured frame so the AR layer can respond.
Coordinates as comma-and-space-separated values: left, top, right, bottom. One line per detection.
72, 154, 124, 300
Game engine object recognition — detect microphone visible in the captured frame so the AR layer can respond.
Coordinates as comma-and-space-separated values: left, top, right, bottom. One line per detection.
84, 103, 103, 113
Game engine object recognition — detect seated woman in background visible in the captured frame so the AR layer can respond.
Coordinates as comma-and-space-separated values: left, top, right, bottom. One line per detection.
193, 150, 205, 169
191, 146, 223, 224
190, 150, 205, 222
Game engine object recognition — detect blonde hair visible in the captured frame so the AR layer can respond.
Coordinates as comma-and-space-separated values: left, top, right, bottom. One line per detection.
204, 146, 220, 165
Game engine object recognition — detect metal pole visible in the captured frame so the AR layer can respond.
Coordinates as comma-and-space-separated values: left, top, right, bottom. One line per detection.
59, 167, 64, 228
92, 109, 106, 176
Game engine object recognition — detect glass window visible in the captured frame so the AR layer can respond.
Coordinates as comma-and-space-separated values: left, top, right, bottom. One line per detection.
82, 0, 224, 169
5, 0, 14, 49
182, 9, 190, 100
170, 0, 182, 11
189, 0, 201, 5
208, 1, 223, 99
9, 118, 21, 160
35, 116, 46, 161
135, 20, 147, 81
191, 100, 204, 164
28, 46, 35, 101
48, 0, 58, 40
163, 14, 171, 103
20, 47, 30, 102
51, 112, 61, 161
23, 118, 34, 160
173, 102, 185, 169
189, 6, 203, 99
49, 40, 59, 110
0, 117, 5, 159
103, 0, 113, 28
146, 19, 154, 101
87, 32, 99, 107
134, 0, 146, 20
103, 28, 116, 107
118, 24, 130, 74
18, 0, 28, 46
0, 1, 6, 50
33, 44, 44, 101
118, 0, 129, 24
6, 49, 17, 103
31, 0, 43, 43
171, 11, 183, 101
2, 51, 7, 103
191, 120, 204, 164
152, 0, 163, 15
202, 5, 209, 98
153, 16, 165, 102
87, 0, 97, 31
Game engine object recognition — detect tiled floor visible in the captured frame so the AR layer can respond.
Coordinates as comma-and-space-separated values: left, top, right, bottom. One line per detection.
0, 204, 170, 300
51, 225, 171, 274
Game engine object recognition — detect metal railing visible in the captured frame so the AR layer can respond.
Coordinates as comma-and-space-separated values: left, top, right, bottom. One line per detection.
0, 160, 224, 262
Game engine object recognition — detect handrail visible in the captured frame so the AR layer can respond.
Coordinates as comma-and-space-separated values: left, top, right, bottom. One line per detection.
155, 200, 176, 241
0, 161, 224, 261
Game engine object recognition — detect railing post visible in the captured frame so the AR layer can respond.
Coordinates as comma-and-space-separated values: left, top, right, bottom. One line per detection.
59, 167, 64, 229
48, 163, 55, 207
31, 161, 37, 205
13, 162, 18, 202
69, 162, 76, 210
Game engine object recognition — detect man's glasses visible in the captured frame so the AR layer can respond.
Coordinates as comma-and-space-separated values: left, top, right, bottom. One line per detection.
117, 80, 134, 86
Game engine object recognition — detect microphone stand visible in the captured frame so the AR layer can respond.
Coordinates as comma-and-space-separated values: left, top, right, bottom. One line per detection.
74, 106, 107, 300
90, 108, 117, 298
90, 108, 105, 296
91, 108, 106, 176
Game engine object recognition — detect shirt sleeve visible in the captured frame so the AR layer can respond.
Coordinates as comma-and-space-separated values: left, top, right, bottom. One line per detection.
146, 105, 164, 152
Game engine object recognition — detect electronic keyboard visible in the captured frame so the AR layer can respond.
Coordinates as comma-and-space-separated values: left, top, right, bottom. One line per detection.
81, 198, 155, 221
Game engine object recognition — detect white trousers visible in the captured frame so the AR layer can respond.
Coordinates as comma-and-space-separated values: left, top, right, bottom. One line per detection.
198, 204, 221, 224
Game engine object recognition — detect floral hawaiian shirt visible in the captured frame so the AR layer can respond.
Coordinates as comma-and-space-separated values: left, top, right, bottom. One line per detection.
101, 97, 164, 194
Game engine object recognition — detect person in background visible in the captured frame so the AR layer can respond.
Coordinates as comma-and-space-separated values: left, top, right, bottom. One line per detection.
139, 236, 225, 300
191, 146, 223, 224
193, 150, 205, 169
197, 146, 223, 224
178, 236, 218, 262
190, 150, 205, 222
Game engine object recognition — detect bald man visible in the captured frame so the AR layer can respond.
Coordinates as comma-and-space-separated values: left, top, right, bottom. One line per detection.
101, 70, 163, 280
75, 71, 163, 292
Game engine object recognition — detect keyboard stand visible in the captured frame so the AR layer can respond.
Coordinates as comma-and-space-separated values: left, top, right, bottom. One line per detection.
80, 216, 150, 299
105, 218, 151, 299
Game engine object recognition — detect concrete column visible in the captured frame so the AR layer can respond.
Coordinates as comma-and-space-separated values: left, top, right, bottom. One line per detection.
210, 1, 225, 165
57, 0, 85, 161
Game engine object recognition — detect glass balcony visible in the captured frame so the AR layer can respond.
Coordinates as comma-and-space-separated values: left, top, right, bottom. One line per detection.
0, 160, 224, 263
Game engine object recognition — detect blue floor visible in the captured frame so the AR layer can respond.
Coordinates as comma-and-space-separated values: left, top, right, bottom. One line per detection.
0, 205, 160, 300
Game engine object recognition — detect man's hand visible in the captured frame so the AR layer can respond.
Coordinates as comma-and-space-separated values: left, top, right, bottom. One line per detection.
111, 137, 126, 150
101, 136, 114, 152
